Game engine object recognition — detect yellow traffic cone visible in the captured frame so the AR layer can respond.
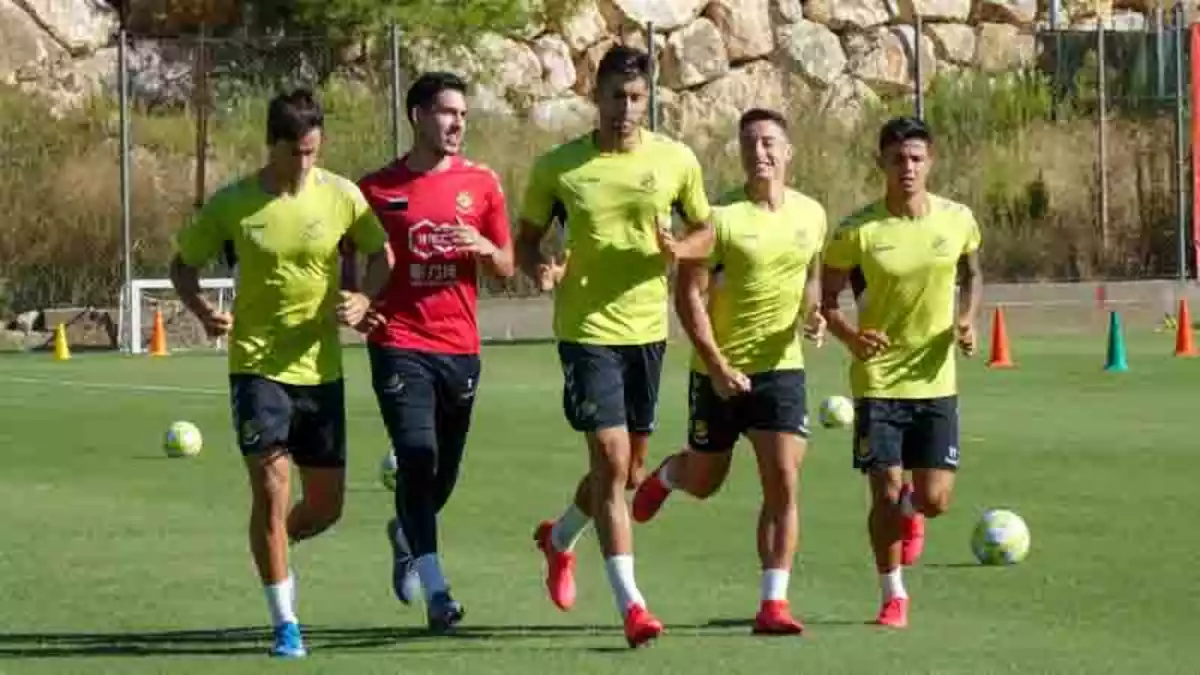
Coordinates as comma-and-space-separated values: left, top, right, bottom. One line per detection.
53, 323, 71, 361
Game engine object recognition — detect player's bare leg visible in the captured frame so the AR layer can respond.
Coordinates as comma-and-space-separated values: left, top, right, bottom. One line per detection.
868, 468, 909, 628
748, 430, 805, 635
287, 466, 345, 543
900, 468, 955, 565
632, 449, 732, 522
627, 431, 652, 489
589, 425, 663, 647
245, 448, 306, 657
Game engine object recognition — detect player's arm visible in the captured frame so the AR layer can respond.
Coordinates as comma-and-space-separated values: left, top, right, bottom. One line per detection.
820, 226, 887, 360
338, 188, 393, 328
955, 214, 984, 355
658, 147, 715, 263
675, 261, 722, 371
169, 202, 233, 338
800, 252, 825, 345
514, 155, 563, 289
464, 173, 515, 279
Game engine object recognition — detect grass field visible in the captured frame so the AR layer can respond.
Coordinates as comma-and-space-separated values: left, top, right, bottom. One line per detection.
0, 330, 1197, 674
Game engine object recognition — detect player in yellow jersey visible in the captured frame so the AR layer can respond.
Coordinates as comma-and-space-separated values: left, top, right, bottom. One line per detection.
631, 108, 826, 636
515, 44, 714, 647
169, 89, 390, 658
819, 116, 983, 629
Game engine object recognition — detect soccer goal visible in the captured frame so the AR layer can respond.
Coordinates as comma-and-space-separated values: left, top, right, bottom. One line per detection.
120, 278, 236, 354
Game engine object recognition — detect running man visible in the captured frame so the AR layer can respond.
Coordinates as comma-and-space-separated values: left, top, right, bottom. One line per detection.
515, 44, 714, 647
819, 116, 983, 629
353, 71, 514, 632
170, 89, 389, 658
632, 108, 826, 635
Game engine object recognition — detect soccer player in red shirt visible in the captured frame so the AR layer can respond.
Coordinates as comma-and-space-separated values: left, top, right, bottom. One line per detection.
351, 71, 515, 633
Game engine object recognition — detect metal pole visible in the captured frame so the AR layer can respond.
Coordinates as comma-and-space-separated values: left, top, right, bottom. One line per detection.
1098, 18, 1110, 255
194, 26, 209, 210
390, 23, 402, 159
914, 14, 925, 120
1175, 1, 1188, 281
118, 27, 133, 353
647, 21, 658, 131
1156, 6, 1167, 101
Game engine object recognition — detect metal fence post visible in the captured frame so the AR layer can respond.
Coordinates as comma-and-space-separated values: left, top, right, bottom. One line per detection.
390, 23, 403, 159
914, 13, 925, 120
1175, 1, 1189, 281
647, 21, 658, 132
118, 27, 133, 353
1098, 17, 1110, 255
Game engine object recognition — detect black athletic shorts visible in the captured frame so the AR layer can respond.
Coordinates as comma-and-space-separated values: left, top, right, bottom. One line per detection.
367, 343, 481, 460
557, 341, 666, 434
687, 369, 809, 453
852, 396, 960, 473
229, 374, 347, 468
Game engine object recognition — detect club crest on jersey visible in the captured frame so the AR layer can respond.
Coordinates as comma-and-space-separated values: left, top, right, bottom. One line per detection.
455, 191, 474, 213
409, 220, 458, 260
932, 235, 949, 255
639, 173, 657, 192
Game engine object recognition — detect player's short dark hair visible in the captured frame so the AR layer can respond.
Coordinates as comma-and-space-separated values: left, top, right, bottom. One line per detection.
406, 71, 469, 125
596, 44, 651, 86
878, 116, 933, 153
739, 108, 788, 133
266, 88, 323, 145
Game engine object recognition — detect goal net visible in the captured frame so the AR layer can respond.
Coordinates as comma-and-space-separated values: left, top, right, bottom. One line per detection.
121, 278, 236, 354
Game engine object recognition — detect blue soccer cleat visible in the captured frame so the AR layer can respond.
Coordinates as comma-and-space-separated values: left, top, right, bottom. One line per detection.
426, 590, 465, 634
387, 518, 422, 605
270, 621, 307, 659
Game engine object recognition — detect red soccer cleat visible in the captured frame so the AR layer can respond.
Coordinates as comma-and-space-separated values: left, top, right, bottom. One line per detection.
623, 603, 664, 648
900, 483, 926, 566
874, 596, 909, 628
533, 520, 577, 611
631, 462, 672, 523
752, 600, 805, 636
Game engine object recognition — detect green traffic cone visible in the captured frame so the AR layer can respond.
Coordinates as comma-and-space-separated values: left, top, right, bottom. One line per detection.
1104, 310, 1129, 372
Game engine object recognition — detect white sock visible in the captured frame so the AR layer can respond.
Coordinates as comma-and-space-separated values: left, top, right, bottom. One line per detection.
899, 491, 916, 517
604, 554, 646, 615
658, 458, 676, 490
760, 568, 790, 602
550, 504, 591, 552
879, 568, 908, 602
287, 568, 297, 610
415, 553, 449, 600
265, 576, 298, 627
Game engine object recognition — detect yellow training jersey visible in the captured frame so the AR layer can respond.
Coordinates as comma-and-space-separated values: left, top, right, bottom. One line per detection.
176, 167, 388, 386
822, 194, 982, 399
692, 186, 827, 376
519, 129, 712, 345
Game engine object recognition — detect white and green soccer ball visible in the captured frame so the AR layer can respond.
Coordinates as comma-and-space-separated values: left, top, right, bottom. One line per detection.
818, 395, 855, 429
379, 451, 398, 491
163, 420, 203, 458
971, 509, 1031, 565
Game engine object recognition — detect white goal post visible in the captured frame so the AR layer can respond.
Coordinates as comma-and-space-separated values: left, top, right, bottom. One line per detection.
121, 278, 236, 354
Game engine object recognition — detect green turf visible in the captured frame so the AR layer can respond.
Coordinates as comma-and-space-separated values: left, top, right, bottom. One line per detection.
0, 331, 1196, 674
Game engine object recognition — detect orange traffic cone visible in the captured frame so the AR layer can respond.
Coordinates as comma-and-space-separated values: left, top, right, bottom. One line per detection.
987, 306, 1015, 368
149, 309, 168, 356
1175, 298, 1197, 357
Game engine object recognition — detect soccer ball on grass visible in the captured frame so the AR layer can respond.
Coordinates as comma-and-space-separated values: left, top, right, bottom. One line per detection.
818, 395, 855, 429
380, 451, 398, 491
163, 420, 203, 458
970, 508, 1031, 565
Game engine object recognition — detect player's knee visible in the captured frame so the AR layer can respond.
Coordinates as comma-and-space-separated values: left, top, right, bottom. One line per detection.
917, 489, 952, 518
760, 468, 798, 513
394, 443, 437, 482
589, 430, 631, 489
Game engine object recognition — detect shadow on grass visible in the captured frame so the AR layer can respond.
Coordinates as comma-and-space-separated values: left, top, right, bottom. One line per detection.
0, 616, 865, 658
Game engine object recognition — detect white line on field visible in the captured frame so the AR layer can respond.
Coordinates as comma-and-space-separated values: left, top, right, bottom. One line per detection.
4, 376, 225, 395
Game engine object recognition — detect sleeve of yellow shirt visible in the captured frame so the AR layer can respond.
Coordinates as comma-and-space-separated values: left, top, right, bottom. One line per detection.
344, 182, 387, 254
822, 221, 861, 271
709, 206, 729, 268
518, 153, 557, 234
675, 145, 712, 225
812, 203, 830, 264
175, 197, 229, 268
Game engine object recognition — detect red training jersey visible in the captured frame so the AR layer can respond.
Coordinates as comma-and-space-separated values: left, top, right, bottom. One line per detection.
355, 155, 511, 355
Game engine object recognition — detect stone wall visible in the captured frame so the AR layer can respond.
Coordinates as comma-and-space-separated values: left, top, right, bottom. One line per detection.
0, 0, 1192, 127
